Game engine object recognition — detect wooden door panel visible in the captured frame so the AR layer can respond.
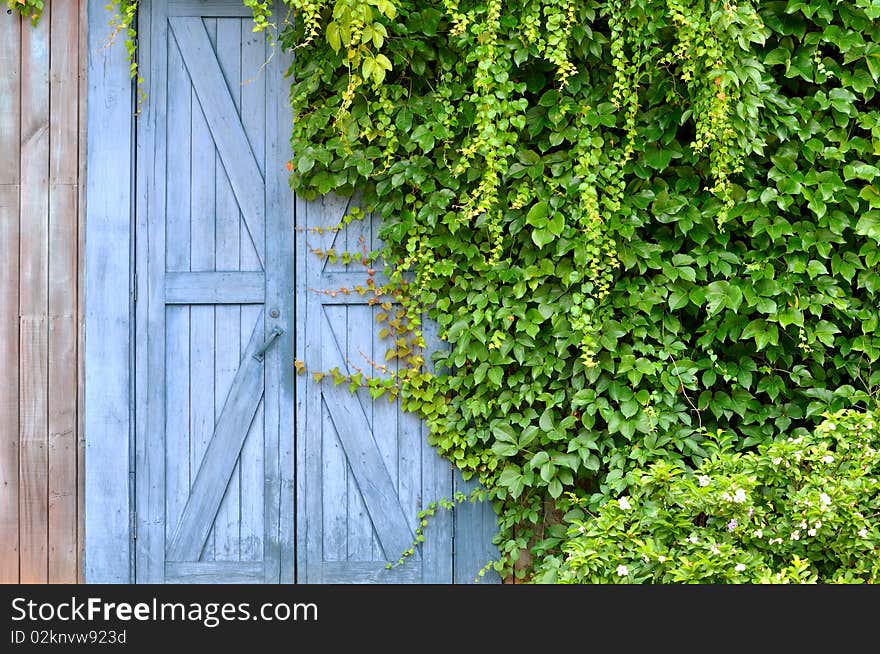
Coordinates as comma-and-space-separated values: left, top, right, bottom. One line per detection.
297, 195, 454, 583
137, 0, 292, 583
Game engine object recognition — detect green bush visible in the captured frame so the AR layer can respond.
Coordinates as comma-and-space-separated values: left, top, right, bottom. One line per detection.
538, 410, 880, 583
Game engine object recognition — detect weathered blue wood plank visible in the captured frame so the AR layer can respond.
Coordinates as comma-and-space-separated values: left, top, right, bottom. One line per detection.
417, 315, 453, 582
164, 30, 193, 557
264, 15, 295, 583
320, 562, 421, 584
165, 561, 263, 583
169, 16, 266, 267
321, 389, 348, 562
295, 180, 311, 581
346, 303, 375, 561
137, 0, 169, 583
454, 475, 501, 583
239, 17, 267, 566
213, 16, 243, 562
321, 309, 415, 561
84, 0, 135, 584
168, 315, 265, 561
169, 0, 254, 16
189, 34, 218, 559
165, 271, 265, 304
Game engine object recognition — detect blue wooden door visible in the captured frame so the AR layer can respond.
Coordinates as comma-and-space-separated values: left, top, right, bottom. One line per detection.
133, 0, 496, 584
296, 195, 455, 582
135, 0, 294, 583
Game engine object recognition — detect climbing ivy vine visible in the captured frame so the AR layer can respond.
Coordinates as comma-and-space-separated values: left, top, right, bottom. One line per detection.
14, 0, 880, 581
279, 0, 880, 580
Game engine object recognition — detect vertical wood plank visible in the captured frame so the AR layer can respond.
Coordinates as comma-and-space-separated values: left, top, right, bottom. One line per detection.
264, 19, 295, 583
239, 19, 266, 564
346, 305, 374, 561
0, 9, 20, 185
77, 0, 88, 585
164, 28, 192, 550
419, 315, 453, 582
189, 34, 217, 559
294, 185, 310, 581
453, 475, 501, 584
213, 17, 242, 562
19, 318, 48, 583
85, 0, 134, 583
0, 9, 21, 584
321, 390, 347, 562
136, 0, 167, 583
48, 0, 80, 584
19, 6, 50, 584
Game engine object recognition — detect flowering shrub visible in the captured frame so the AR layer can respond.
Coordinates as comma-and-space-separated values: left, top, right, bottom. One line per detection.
539, 410, 880, 583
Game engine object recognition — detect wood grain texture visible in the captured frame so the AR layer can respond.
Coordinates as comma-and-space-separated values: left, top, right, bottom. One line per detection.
84, 0, 134, 583
453, 475, 501, 584
189, 35, 218, 559
0, 10, 20, 186
167, 318, 265, 562
137, 0, 168, 583
48, 0, 80, 584
164, 26, 193, 558
239, 20, 267, 566
0, 8, 22, 584
76, 0, 87, 584
165, 271, 265, 304
262, 28, 294, 583
213, 17, 243, 563
19, 8, 50, 584
165, 561, 263, 583
169, 16, 266, 268
133, 4, 292, 583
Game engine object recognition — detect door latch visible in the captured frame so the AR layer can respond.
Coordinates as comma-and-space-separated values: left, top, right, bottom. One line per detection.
253, 326, 285, 362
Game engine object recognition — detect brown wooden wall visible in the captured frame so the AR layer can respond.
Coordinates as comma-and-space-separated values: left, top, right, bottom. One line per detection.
0, 0, 86, 584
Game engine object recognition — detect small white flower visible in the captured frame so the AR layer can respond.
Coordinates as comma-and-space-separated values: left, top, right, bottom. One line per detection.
859, 529, 869, 539
721, 492, 732, 502
800, 520, 807, 530
734, 563, 746, 572
814, 521, 822, 529
772, 457, 782, 465
733, 489, 747, 504
807, 528, 816, 537
711, 544, 721, 555
642, 554, 650, 563
685, 536, 699, 545
578, 525, 586, 533
819, 492, 832, 508
822, 455, 834, 464
769, 537, 782, 545
791, 531, 800, 541
753, 529, 763, 539
618, 496, 632, 511
698, 475, 711, 487
616, 564, 629, 577
658, 555, 666, 563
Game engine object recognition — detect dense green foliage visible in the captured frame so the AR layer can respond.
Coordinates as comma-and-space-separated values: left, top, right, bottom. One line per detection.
282, 0, 880, 579
15, 0, 880, 581
541, 410, 880, 583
